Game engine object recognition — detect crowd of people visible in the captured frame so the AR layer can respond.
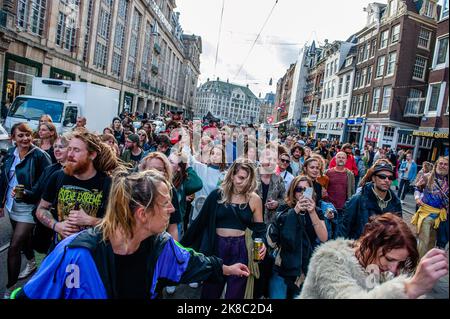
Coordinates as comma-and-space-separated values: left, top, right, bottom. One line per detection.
0, 111, 448, 299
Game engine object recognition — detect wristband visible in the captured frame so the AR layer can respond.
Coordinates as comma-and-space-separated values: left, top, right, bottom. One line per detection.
52, 222, 59, 232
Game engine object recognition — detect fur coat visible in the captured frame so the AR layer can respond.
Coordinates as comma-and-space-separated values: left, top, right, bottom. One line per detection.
298, 239, 412, 299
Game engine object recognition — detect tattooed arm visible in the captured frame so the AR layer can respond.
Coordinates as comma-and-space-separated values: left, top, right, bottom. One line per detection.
36, 199, 79, 238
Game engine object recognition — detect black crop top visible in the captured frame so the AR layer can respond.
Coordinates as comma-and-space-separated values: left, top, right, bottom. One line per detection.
216, 202, 253, 231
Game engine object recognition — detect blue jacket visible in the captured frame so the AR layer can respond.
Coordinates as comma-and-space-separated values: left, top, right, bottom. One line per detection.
13, 228, 224, 299
338, 182, 402, 240
398, 160, 417, 182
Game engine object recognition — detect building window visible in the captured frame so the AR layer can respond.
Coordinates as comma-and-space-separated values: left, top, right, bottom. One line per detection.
387, 52, 397, 75
114, 23, 125, 49
345, 75, 351, 94
354, 71, 361, 89
360, 69, 366, 88
363, 92, 370, 115
381, 85, 392, 111
118, 0, 128, 19
357, 95, 364, 116
384, 127, 395, 138
17, 0, 47, 36
391, 24, 400, 44
370, 39, 377, 57
342, 100, 348, 117
17, 0, 28, 29
418, 28, 432, 49
422, 0, 435, 18
366, 66, 372, 86
441, 0, 449, 19
372, 87, 381, 112
55, 12, 64, 46
427, 83, 441, 113
376, 55, 385, 77
93, 42, 107, 69
433, 36, 449, 67
29, 0, 47, 36
111, 52, 122, 76
98, 9, 111, 39
413, 56, 427, 80
380, 30, 389, 49
335, 102, 340, 118
338, 77, 343, 95
350, 96, 357, 116
388, 0, 399, 16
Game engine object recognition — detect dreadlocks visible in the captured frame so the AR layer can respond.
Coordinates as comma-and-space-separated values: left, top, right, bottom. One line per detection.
72, 132, 123, 174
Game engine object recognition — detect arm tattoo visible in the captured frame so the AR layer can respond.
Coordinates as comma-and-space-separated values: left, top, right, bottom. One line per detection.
38, 206, 57, 229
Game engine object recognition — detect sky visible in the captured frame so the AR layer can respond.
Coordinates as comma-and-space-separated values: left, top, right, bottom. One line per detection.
176, 0, 379, 98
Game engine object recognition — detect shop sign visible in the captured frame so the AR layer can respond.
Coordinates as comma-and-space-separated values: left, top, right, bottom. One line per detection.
413, 130, 449, 139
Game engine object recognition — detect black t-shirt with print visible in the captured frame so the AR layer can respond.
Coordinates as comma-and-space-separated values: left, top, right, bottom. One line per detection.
130, 151, 144, 166
43, 171, 112, 223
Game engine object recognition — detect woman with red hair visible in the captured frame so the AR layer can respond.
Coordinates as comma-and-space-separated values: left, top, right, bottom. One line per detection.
299, 213, 448, 299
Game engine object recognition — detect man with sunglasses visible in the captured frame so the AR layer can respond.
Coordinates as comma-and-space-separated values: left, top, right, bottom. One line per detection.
338, 162, 402, 240
276, 152, 295, 191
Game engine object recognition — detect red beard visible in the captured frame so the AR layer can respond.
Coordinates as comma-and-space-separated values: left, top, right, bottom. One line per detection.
64, 157, 91, 176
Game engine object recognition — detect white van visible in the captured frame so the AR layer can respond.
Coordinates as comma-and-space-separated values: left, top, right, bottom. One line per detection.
4, 78, 120, 135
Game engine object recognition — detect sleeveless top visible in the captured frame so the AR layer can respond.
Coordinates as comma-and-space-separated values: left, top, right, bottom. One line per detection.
216, 202, 253, 231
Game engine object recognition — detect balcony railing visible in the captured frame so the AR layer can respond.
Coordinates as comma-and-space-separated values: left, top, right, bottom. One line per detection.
404, 98, 426, 117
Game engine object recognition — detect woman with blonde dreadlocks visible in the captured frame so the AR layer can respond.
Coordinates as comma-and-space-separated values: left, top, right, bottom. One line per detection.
11, 169, 250, 299
34, 132, 123, 248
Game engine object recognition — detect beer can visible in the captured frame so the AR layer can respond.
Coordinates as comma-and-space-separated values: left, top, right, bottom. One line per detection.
253, 238, 264, 262
14, 184, 25, 201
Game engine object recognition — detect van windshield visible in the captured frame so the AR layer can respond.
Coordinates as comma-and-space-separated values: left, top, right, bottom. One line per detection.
8, 97, 64, 122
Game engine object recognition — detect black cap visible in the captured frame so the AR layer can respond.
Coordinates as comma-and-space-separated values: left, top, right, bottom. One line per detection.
373, 162, 394, 175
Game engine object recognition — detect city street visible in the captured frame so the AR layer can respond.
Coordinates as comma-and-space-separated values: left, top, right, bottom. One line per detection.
1, 192, 447, 299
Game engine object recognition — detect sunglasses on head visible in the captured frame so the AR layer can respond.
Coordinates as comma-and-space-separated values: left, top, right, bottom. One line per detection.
294, 186, 306, 193
375, 174, 395, 181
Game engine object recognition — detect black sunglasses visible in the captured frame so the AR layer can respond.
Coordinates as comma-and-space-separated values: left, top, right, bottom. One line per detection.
280, 158, 290, 163
294, 186, 306, 193
375, 174, 395, 181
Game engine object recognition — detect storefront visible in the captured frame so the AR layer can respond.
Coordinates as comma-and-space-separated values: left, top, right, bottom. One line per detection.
316, 122, 328, 140
413, 130, 449, 163
396, 129, 416, 153
344, 118, 364, 146
2, 53, 42, 105
364, 123, 381, 147
49, 67, 75, 81
329, 122, 345, 142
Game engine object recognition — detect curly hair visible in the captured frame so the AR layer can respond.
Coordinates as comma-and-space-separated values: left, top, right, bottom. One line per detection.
354, 213, 419, 274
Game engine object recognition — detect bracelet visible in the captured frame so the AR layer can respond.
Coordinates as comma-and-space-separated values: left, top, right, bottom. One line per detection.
52, 222, 59, 232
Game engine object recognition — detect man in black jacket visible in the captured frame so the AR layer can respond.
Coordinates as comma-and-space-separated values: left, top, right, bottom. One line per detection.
338, 162, 402, 240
